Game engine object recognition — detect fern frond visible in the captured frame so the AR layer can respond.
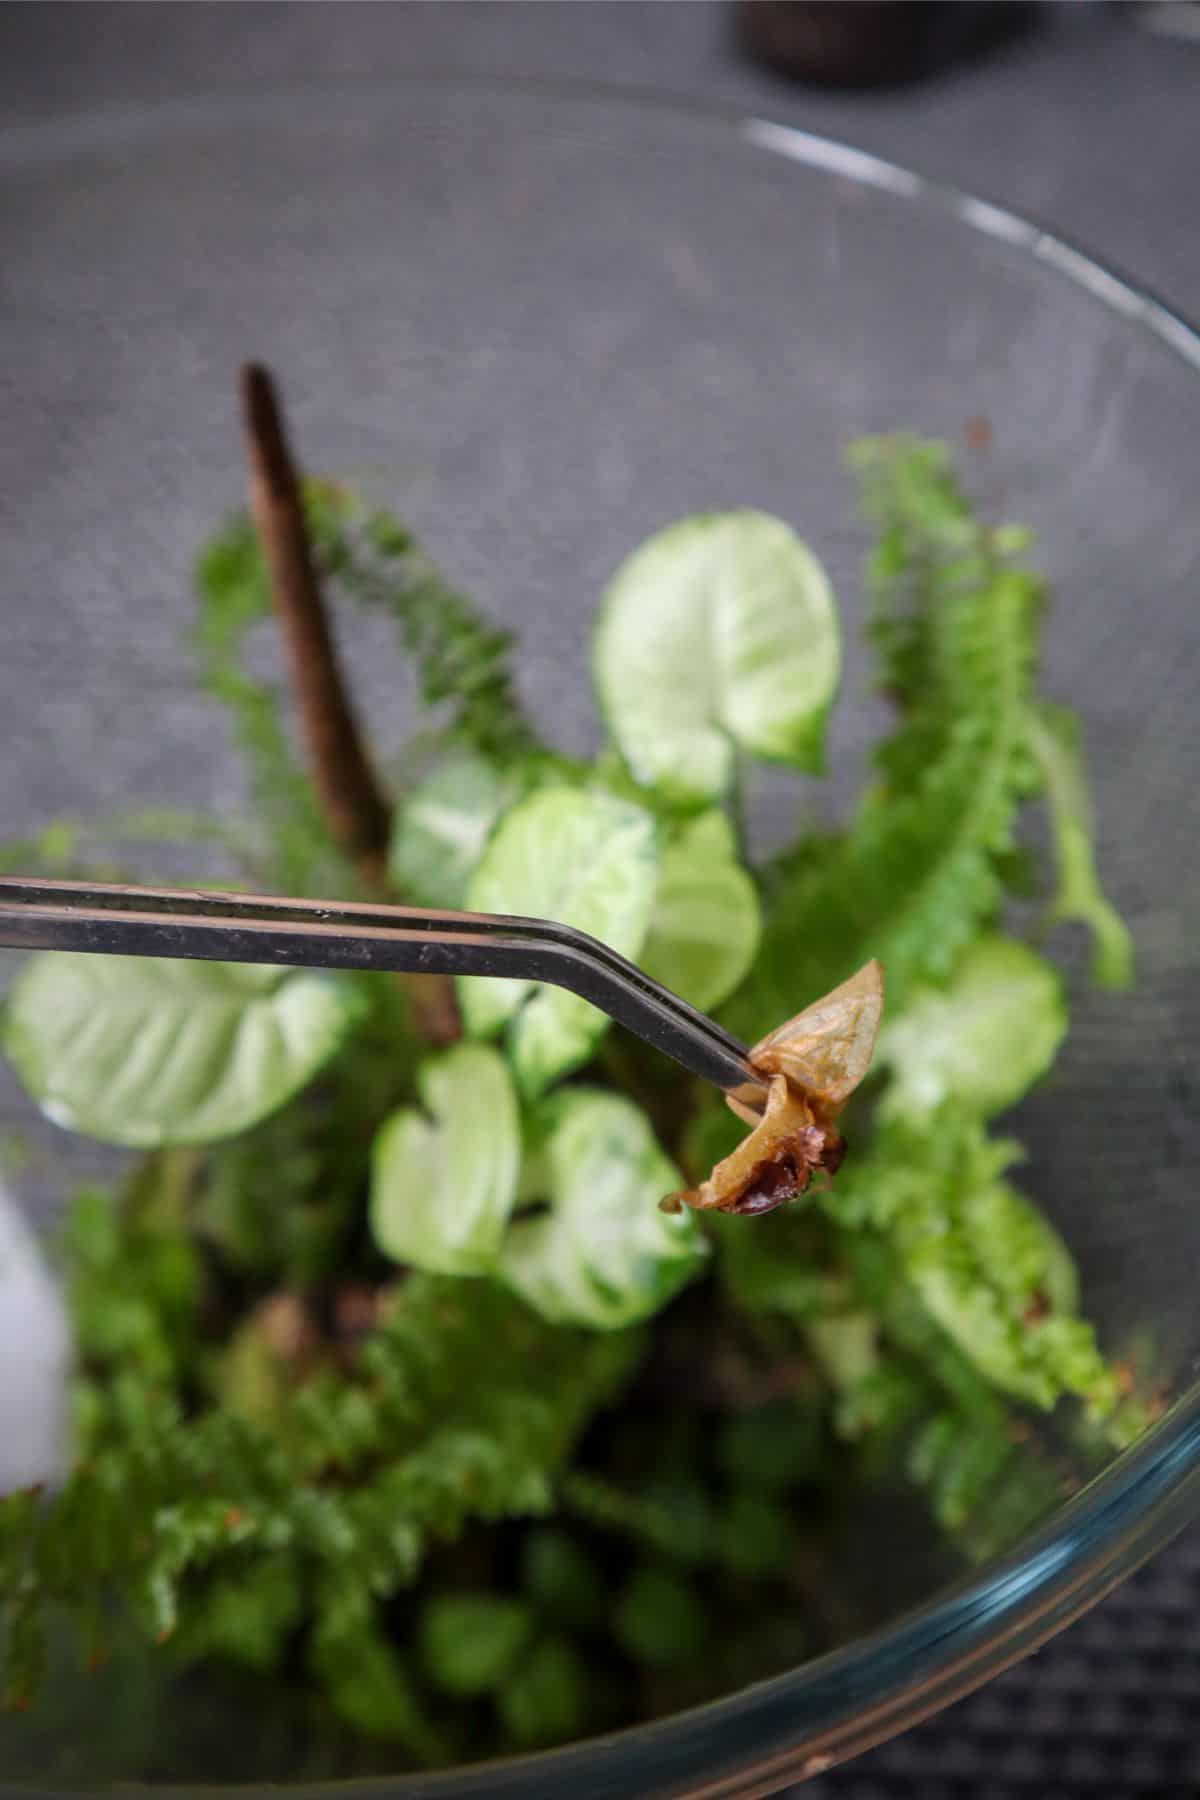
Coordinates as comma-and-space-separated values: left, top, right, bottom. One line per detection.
191, 489, 544, 895
309, 1584, 448, 1760
1027, 701, 1134, 987
730, 439, 1043, 1035
194, 516, 345, 895
307, 485, 542, 768
824, 1107, 1120, 1419
1, 1225, 639, 1746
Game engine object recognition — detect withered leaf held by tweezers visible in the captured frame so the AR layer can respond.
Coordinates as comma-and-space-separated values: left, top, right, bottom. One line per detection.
665, 960, 884, 1217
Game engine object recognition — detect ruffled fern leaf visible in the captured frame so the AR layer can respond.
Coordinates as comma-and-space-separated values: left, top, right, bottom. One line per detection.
1, 1189, 639, 1748
307, 485, 542, 768
732, 442, 1044, 1034
194, 514, 343, 895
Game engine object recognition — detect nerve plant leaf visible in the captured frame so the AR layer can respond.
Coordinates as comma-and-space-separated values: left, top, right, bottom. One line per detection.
640, 811, 760, 1013
593, 511, 840, 804
389, 749, 515, 909
499, 1088, 706, 1329
459, 789, 659, 1096
370, 1043, 521, 1276
878, 936, 1066, 1121
2, 954, 366, 1149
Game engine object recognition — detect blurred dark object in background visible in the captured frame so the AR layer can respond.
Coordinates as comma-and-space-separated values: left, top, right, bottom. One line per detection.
736, 1, 1037, 88
1124, 0, 1200, 36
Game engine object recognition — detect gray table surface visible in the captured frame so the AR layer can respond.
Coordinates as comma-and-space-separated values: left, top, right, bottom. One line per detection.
2, 5, 1199, 1796
4, 0, 1200, 312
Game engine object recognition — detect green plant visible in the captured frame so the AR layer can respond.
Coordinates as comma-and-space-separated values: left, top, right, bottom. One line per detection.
0, 381, 1145, 1766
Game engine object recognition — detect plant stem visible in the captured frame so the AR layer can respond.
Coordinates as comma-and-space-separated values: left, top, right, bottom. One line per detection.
239, 362, 392, 884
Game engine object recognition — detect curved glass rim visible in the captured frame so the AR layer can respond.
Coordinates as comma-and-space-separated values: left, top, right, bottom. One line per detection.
3, 72, 1200, 1799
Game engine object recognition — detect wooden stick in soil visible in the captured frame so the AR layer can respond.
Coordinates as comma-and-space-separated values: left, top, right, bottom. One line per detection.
240, 362, 392, 883
239, 362, 459, 1042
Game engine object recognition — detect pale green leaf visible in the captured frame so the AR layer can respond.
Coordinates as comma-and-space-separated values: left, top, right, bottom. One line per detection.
594, 511, 840, 803
389, 750, 512, 908
500, 1088, 706, 1329
459, 789, 659, 1095
1027, 704, 1134, 988
640, 811, 760, 1012
369, 1043, 520, 1275
878, 936, 1067, 1120
2, 954, 365, 1149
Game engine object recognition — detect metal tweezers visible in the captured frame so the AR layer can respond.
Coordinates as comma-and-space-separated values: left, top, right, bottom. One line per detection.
0, 876, 766, 1105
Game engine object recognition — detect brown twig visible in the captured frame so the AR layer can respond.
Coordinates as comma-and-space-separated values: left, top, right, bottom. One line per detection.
238, 363, 460, 1044
239, 362, 392, 883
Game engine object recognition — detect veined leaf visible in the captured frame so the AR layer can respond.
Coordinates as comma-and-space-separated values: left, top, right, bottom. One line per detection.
1027, 704, 1133, 989
500, 1088, 706, 1330
594, 511, 840, 804
879, 936, 1066, 1120
2, 954, 365, 1149
640, 811, 760, 1012
389, 750, 514, 908
370, 1043, 520, 1275
459, 789, 659, 1096
389, 750, 586, 910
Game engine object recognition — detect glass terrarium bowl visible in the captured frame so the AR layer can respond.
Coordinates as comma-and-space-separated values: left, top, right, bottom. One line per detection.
2, 74, 1199, 1798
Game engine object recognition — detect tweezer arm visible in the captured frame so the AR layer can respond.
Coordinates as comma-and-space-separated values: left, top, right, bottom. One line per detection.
0, 877, 766, 1103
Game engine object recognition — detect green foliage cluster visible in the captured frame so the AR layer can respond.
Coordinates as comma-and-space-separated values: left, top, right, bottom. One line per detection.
191, 482, 543, 897
0, 436, 1146, 1768
732, 436, 1127, 1040
2, 1176, 636, 1757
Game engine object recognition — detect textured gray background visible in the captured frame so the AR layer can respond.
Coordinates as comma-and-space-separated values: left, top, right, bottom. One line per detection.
1, 4, 1199, 1795
4, 0, 1199, 307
